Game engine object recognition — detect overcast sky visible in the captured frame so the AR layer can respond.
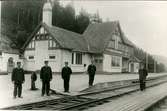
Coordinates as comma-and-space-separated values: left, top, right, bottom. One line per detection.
60, 1, 167, 57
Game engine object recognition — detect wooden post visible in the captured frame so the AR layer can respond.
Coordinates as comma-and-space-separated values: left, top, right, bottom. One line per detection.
154, 59, 156, 73
146, 53, 148, 70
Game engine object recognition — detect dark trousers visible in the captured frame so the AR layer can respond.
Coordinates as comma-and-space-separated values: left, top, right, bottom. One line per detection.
31, 80, 36, 90
13, 82, 22, 97
63, 78, 70, 92
140, 80, 146, 91
42, 81, 50, 95
89, 74, 95, 86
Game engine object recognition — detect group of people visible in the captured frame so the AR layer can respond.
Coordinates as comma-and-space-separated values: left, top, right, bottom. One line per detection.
11, 60, 148, 99
11, 60, 97, 99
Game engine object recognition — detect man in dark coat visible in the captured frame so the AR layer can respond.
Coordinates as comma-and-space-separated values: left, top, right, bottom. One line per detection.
11, 62, 25, 99
31, 71, 37, 90
138, 64, 148, 91
40, 61, 52, 96
61, 62, 72, 93
87, 60, 96, 87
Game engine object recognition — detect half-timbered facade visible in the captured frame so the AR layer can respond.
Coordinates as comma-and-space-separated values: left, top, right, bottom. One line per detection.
21, 0, 140, 73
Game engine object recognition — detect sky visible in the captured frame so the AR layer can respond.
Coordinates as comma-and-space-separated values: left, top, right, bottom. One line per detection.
60, 1, 167, 57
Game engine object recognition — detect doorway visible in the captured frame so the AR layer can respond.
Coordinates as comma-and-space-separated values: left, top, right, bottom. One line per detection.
130, 63, 134, 73
7, 57, 15, 73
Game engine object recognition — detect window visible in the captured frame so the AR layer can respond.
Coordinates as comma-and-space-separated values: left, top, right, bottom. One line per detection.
48, 39, 57, 48
49, 55, 56, 59
99, 59, 103, 63
28, 56, 34, 60
111, 56, 121, 67
95, 59, 98, 63
71, 52, 82, 65
76, 53, 82, 64
27, 40, 35, 49
72, 53, 74, 64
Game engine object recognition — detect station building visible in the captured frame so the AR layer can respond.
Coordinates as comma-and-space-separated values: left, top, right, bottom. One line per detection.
22, 1, 140, 73
0, 1, 140, 73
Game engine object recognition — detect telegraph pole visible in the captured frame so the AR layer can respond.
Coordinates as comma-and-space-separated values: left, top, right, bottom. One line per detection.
154, 58, 156, 73
146, 53, 148, 70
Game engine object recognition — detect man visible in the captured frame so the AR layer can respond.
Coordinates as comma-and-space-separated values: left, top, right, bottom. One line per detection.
61, 62, 72, 93
138, 64, 148, 91
87, 60, 96, 87
40, 61, 52, 96
11, 62, 25, 99
31, 71, 37, 90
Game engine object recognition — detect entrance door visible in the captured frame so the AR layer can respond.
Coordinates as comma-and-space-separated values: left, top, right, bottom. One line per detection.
7, 57, 15, 73
94, 59, 103, 72
130, 63, 134, 73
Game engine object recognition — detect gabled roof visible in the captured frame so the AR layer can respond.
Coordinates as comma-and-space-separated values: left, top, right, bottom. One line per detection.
129, 56, 141, 63
22, 23, 88, 52
83, 21, 134, 53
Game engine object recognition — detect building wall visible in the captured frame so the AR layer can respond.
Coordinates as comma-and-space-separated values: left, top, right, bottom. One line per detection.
129, 62, 139, 73
103, 54, 122, 73
61, 50, 91, 72
24, 26, 92, 72
24, 40, 62, 72
0, 52, 21, 72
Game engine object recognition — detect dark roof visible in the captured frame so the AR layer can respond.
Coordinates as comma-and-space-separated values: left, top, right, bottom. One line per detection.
0, 33, 20, 54
83, 21, 134, 53
22, 23, 88, 52
23, 21, 135, 54
0, 19, 20, 54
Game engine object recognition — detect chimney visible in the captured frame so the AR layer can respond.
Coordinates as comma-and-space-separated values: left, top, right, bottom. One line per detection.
42, 0, 52, 26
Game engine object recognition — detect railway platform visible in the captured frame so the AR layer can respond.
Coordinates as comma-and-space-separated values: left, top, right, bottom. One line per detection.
86, 82, 167, 111
0, 73, 166, 109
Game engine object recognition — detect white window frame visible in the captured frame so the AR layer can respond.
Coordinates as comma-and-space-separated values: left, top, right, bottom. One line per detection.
111, 56, 121, 67
48, 38, 57, 49
27, 39, 35, 49
71, 52, 82, 65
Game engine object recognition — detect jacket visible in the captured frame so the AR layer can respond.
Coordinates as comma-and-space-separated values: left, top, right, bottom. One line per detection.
12, 68, 25, 83
61, 66, 72, 79
139, 69, 148, 81
87, 64, 96, 75
40, 66, 52, 81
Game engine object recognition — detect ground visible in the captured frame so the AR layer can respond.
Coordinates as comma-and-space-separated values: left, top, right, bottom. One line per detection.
0, 73, 166, 108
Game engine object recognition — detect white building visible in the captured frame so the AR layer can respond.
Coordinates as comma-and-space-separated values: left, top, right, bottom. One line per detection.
0, 1, 139, 74
0, 33, 22, 73
21, 0, 140, 73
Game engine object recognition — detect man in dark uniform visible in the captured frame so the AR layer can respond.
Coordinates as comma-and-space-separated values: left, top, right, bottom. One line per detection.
87, 60, 96, 87
40, 61, 52, 96
61, 62, 72, 93
138, 64, 148, 91
11, 62, 25, 99
31, 71, 37, 90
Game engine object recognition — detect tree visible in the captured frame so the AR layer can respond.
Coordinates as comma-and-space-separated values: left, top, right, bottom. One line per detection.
75, 8, 90, 34
1, 0, 99, 48
89, 10, 102, 23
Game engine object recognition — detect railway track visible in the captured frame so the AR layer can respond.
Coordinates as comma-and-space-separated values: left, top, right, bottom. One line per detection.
2, 75, 167, 110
